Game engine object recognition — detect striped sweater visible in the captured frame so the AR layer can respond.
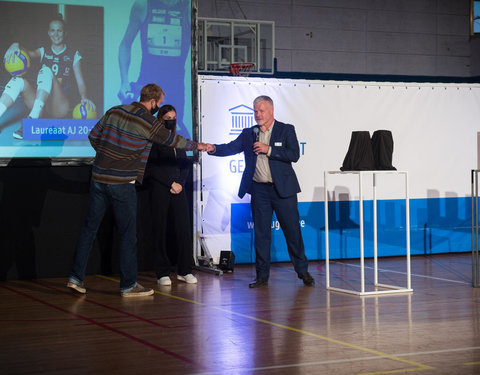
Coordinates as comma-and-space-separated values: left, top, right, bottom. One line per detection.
89, 102, 196, 184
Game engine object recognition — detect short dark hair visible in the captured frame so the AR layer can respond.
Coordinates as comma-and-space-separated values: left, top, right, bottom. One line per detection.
140, 83, 165, 102
157, 104, 177, 119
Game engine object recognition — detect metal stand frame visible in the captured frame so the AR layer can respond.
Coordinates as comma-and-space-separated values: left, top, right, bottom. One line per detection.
471, 170, 480, 287
193, 162, 223, 276
324, 170, 413, 296
194, 237, 224, 276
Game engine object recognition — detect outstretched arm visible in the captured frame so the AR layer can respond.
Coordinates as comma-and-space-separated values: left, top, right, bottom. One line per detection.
118, 0, 147, 100
207, 131, 247, 157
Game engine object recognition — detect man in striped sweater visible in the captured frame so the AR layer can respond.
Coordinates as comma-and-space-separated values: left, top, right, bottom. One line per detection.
67, 83, 205, 297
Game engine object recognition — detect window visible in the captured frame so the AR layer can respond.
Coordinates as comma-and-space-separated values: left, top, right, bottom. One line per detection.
472, 0, 480, 34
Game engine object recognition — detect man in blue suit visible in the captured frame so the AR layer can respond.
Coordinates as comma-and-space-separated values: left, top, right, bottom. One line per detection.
205, 95, 314, 288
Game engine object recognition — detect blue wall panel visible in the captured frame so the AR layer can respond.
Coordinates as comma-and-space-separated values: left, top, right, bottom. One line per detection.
230, 197, 471, 264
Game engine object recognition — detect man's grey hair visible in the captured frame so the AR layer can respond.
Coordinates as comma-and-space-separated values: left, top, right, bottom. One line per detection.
253, 95, 274, 107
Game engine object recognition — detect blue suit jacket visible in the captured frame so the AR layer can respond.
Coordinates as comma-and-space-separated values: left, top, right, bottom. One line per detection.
212, 120, 301, 198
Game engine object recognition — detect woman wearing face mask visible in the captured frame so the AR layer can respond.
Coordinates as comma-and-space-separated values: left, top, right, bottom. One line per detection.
142, 104, 197, 286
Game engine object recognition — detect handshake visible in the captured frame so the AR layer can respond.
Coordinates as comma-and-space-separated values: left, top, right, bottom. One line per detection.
197, 143, 215, 153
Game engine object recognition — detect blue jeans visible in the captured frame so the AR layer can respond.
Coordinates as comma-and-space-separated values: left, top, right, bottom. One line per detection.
69, 181, 138, 292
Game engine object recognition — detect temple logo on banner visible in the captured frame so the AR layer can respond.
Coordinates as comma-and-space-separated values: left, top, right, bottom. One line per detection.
229, 104, 254, 136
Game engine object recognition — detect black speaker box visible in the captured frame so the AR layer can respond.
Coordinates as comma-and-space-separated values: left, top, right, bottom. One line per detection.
218, 251, 235, 272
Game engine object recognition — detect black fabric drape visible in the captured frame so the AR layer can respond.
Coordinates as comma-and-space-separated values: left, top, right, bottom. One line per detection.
340, 131, 375, 171
371, 130, 396, 170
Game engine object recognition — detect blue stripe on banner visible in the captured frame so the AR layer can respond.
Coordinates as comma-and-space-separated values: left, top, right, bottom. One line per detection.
230, 197, 471, 264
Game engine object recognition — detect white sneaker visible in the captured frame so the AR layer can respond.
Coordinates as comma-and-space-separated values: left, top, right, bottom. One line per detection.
157, 276, 172, 286
177, 274, 197, 284
13, 127, 23, 140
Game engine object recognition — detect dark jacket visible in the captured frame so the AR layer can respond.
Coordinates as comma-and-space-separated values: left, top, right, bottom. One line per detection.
211, 120, 301, 198
143, 142, 191, 188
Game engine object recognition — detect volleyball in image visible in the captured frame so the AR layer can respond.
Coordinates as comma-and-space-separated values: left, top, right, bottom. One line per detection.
73, 102, 97, 119
4, 49, 30, 76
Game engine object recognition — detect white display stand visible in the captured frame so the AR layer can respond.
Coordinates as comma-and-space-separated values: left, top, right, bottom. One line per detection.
324, 170, 413, 296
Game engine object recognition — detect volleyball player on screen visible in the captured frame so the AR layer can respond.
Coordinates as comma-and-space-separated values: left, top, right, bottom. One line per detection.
0, 15, 96, 139
118, 0, 190, 137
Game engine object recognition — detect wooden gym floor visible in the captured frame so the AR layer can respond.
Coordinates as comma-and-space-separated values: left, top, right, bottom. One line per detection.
1, 253, 479, 375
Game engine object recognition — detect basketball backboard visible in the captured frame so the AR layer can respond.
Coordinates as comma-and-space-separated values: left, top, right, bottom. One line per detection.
198, 17, 274, 75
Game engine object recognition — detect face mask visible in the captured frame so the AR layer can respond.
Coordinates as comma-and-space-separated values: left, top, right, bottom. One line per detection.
150, 105, 159, 115
164, 119, 176, 130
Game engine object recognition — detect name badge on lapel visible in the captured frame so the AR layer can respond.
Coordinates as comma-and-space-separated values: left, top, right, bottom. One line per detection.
274, 142, 282, 146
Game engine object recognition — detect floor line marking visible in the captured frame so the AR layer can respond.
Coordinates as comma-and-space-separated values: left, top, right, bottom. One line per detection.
0, 282, 207, 370
190, 356, 387, 375
33, 280, 171, 328
336, 262, 470, 285
191, 347, 480, 375
98, 275, 433, 373
395, 346, 480, 357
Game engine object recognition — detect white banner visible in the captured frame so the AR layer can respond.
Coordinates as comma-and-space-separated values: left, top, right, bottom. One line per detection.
198, 76, 480, 262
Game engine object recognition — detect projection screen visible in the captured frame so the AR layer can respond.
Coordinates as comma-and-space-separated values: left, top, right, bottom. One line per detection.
0, 0, 193, 159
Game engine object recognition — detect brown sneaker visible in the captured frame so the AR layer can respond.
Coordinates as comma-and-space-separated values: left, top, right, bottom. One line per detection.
67, 281, 86, 294
121, 283, 154, 297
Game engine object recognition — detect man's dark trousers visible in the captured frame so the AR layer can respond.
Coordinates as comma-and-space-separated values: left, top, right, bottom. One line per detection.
250, 181, 308, 280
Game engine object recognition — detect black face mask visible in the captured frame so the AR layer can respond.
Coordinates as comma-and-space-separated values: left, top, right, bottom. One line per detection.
164, 119, 176, 130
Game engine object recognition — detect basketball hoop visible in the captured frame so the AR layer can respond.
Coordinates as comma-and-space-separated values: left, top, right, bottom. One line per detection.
229, 62, 255, 77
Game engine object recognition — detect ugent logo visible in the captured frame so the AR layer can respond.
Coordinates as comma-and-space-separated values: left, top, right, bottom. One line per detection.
227, 104, 254, 174
229, 104, 254, 136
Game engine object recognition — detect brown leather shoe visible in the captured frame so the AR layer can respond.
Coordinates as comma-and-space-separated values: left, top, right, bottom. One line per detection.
299, 272, 315, 286
249, 278, 268, 288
